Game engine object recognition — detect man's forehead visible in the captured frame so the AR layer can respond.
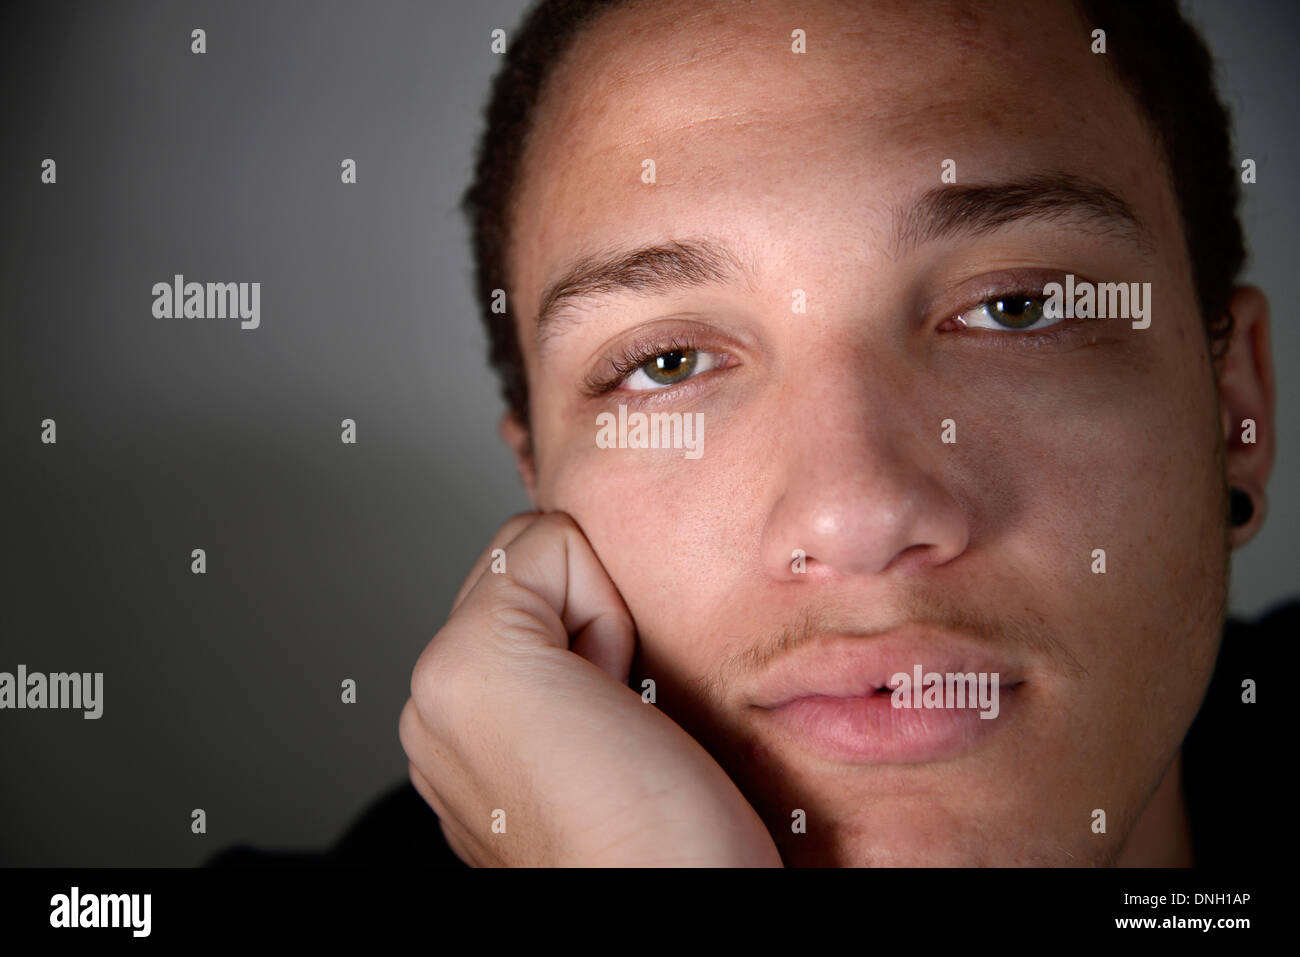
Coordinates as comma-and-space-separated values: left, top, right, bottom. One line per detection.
526, 0, 1092, 151
509, 0, 1143, 322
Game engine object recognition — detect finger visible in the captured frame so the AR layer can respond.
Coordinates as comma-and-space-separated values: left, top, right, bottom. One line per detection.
570, 614, 636, 683
449, 512, 541, 615
406, 758, 448, 820
440, 817, 482, 867
399, 697, 457, 807
408, 758, 483, 866
470, 511, 636, 683
401, 698, 487, 856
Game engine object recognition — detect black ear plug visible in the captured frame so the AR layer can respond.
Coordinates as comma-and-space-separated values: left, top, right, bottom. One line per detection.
1230, 487, 1254, 527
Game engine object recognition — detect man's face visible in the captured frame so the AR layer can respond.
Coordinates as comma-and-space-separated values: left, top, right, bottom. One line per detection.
505, 0, 1230, 864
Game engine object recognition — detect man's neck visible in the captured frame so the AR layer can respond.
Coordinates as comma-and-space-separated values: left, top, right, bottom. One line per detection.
1116, 750, 1194, 866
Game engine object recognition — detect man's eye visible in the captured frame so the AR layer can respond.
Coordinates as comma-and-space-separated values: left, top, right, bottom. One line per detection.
956, 294, 1056, 332
623, 348, 720, 391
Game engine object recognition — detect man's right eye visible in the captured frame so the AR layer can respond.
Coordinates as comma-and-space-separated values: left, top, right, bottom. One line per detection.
621, 348, 723, 391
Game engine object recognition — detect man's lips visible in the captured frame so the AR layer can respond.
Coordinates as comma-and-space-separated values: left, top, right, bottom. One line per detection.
748, 629, 1024, 709
745, 629, 1027, 764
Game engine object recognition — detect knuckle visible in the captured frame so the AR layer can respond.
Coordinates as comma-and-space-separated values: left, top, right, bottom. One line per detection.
502, 510, 540, 530
410, 633, 459, 710
409, 645, 439, 701
483, 582, 555, 639
535, 509, 579, 534
397, 697, 423, 752
410, 625, 485, 727
497, 511, 540, 543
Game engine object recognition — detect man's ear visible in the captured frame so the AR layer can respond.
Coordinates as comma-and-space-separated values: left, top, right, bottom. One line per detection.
500, 409, 539, 506
1216, 285, 1275, 547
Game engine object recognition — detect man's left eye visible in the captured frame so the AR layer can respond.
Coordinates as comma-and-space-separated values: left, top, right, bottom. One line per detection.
624, 348, 722, 391
956, 295, 1056, 332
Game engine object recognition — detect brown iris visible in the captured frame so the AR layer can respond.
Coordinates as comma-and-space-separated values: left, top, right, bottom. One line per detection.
643, 349, 699, 385
986, 296, 1044, 330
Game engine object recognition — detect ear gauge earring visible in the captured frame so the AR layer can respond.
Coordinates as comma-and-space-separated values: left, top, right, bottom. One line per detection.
1230, 487, 1255, 528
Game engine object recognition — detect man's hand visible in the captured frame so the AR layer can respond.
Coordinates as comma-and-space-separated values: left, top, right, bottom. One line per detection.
398, 511, 782, 866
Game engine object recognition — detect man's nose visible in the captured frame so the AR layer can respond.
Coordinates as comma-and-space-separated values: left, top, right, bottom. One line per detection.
759, 359, 970, 581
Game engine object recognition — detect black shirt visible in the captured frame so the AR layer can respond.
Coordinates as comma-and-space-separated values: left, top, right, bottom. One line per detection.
208, 599, 1293, 868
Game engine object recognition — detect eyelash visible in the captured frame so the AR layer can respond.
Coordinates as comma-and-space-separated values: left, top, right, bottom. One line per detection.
582, 333, 718, 397
947, 285, 1100, 351
584, 285, 1098, 397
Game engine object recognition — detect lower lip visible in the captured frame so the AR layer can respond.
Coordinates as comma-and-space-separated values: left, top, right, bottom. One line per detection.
758, 685, 1020, 764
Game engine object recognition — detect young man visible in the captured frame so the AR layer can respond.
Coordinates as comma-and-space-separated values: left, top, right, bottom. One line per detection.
215, 0, 1288, 868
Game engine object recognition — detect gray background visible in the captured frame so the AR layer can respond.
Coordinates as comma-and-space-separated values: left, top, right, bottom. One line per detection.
1, 0, 1295, 865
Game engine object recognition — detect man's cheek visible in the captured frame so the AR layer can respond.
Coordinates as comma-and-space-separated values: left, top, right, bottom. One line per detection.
548, 439, 742, 596
550, 441, 758, 699
983, 364, 1218, 725
974, 351, 1194, 545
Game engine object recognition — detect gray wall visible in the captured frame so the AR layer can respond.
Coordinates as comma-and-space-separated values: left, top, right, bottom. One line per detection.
1, 0, 1295, 865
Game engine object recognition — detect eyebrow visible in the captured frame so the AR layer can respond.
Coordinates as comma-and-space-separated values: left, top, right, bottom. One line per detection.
535, 238, 756, 348
534, 173, 1152, 345
893, 173, 1153, 256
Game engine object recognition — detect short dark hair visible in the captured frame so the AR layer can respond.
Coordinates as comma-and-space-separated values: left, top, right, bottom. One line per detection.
460, 0, 1246, 425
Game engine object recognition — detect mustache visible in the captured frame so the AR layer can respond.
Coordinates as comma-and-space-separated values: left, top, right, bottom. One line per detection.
698, 588, 1088, 698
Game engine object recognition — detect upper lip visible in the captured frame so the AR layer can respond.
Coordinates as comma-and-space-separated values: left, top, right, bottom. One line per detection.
747, 627, 1026, 710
